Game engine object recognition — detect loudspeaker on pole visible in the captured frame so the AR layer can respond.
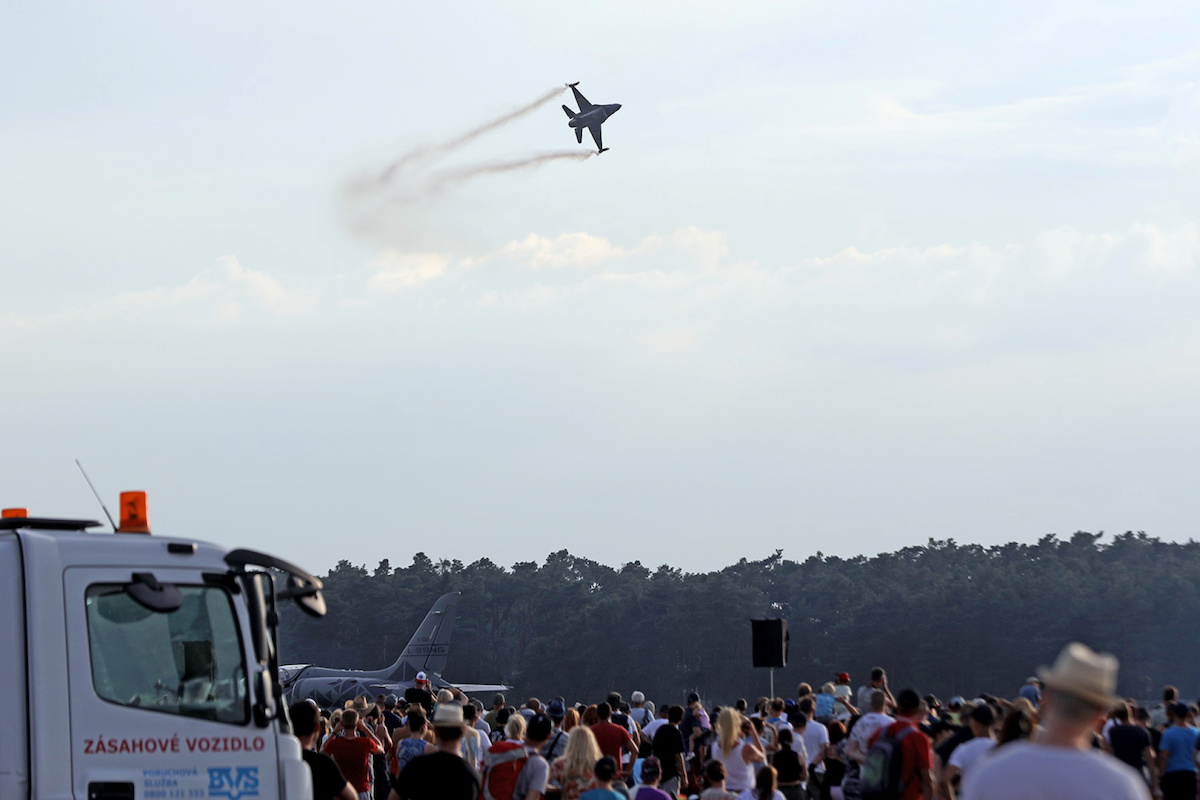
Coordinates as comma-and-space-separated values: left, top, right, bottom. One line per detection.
750, 618, 788, 668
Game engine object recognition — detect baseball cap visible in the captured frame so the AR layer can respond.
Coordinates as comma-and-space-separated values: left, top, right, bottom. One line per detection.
415, 671, 429, 684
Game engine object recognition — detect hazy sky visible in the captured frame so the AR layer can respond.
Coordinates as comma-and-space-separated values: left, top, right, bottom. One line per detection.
3, 0, 1199, 575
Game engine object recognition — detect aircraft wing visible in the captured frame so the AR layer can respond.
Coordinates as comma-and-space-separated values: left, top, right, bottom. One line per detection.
336, 679, 509, 696
571, 85, 595, 112
588, 122, 603, 152
452, 683, 511, 694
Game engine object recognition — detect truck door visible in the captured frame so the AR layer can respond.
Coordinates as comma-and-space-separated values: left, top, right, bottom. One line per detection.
64, 567, 282, 800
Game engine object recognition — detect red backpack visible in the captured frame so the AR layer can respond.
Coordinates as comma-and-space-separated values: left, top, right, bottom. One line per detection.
481, 741, 530, 800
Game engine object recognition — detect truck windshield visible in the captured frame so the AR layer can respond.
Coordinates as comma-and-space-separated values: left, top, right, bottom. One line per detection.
85, 583, 249, 724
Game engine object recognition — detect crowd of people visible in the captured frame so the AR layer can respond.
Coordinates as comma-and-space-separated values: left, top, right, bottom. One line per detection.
290, 642, 1185, 800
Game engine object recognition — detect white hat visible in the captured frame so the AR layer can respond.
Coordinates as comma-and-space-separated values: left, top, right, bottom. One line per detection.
1037, 642, 1118, 708
415, 671, 429, 684
431, 702, 464, 726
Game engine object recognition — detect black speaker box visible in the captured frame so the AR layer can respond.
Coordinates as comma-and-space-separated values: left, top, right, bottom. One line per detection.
751, 618, 788, 668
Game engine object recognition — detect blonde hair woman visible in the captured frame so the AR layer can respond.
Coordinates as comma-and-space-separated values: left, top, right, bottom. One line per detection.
505, 713, 527, 742
547, 726, 602, 800
562, 707, 581, 733
711, 708, 765, 794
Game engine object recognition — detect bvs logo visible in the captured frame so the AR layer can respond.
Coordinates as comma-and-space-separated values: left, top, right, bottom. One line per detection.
208, 766, 259, 799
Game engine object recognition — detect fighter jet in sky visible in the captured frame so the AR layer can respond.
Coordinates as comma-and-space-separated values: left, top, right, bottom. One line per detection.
563, 82, 621, 154
279, 592, 508, 707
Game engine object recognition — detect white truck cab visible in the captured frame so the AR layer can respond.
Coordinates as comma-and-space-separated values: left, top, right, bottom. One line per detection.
0, 495, 327, 800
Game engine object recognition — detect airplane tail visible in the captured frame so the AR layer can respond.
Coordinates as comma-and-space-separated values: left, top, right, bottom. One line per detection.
382, 591, 459, 681
576, 128, 584, 144
562, 105, 576, 119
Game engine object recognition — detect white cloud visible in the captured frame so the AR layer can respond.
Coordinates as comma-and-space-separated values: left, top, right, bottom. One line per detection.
495, 232, 627, 270
1, 256, 317, 333
6, 223, 1197, 371
365, 251, 450, 292
108, 255, 319, 320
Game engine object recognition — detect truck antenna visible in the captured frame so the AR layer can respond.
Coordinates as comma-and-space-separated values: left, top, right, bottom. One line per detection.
75, 459, 117, 531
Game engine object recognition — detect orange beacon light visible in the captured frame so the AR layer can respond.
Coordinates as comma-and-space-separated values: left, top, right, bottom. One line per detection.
117, 491, 150, 534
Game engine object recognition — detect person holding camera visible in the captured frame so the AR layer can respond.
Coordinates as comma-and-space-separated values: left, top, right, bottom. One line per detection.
324, 708, 389, 800
711, 710, 767, 795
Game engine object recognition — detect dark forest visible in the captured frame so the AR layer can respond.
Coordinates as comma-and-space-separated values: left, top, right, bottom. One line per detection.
278, 532, 1200, 705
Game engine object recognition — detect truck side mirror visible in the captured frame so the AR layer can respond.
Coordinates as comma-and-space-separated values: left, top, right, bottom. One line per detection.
278, 573, 327, 618
253, 667, 276, 728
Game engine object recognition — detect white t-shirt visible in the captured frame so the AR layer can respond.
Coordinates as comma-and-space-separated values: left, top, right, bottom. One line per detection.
848, 712, 893, 757
834, 686, 854, 721
960, 741, 1151, 800
799, 720, 830, 774
947, 737, 996, 775
642, 718, 668, 740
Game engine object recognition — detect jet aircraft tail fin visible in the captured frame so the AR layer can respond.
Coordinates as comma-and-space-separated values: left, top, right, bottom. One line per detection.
383, 591, 459, 681
562, 105, 576, 119
575, 128, 584, 144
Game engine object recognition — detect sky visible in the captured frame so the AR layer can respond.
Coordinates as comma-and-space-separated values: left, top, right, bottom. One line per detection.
2, 0, 1199, 576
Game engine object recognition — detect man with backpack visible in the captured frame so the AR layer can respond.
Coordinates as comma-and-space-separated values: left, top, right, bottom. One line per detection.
388, 703, 480, 800
629, 692, 653, 730
482, 711, 552, 800
860, 689, 933, 800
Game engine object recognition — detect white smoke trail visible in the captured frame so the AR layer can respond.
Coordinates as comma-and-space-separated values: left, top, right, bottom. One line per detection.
343, 87, 596, 243
369, 86, 569, 189
387, 150, 595, 206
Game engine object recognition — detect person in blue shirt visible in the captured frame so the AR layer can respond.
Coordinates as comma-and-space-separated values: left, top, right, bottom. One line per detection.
1017, 677, 1041, 709
1156, 703, 1198, 800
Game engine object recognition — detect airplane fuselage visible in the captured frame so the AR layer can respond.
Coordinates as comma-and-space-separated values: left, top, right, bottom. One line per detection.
568, 104, 621, 129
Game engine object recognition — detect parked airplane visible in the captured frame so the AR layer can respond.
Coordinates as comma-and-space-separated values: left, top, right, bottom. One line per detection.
563, 82, 621, 154
279, 591, 507, 707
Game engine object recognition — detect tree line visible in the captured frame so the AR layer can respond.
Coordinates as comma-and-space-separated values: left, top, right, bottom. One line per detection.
277, 532, 1200, 705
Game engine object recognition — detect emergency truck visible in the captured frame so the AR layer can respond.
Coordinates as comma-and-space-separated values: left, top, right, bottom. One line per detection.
0, 492, 327, 800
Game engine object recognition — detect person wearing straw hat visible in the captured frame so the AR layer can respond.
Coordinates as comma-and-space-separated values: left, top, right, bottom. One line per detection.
960, 642, 1150, 800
